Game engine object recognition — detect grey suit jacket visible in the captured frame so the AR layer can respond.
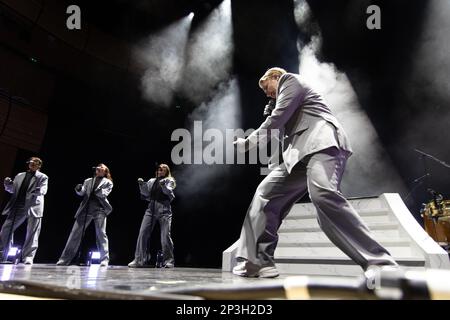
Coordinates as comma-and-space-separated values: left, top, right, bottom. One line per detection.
139, 177, 176, 203
2, 170, 49, 218
248, 73, 352, 173
74, 177, 113, 218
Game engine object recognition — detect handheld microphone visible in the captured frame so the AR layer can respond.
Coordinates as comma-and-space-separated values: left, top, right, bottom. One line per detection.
263, 99, 276, 117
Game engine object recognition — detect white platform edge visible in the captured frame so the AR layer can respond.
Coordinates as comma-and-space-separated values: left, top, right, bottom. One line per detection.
222, 240, 238, 271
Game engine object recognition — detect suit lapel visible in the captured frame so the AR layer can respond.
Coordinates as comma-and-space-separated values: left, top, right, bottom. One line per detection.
87, 177, 95, 195
15, 173, 25, 189
89, 177, 106, 196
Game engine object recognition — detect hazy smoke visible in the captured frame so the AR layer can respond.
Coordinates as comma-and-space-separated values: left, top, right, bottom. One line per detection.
168, 0, 238, 203
294, 0, 407, 197
187, 79, 241, 132
293, 0, 320, 39
179, 0, 233, 105
409, 0, 450, 88
175, 78, 241, 201
134, 16, 192, 107
403, 0, 450, 149
396, 0, 450, 201
133, 0, 233, 109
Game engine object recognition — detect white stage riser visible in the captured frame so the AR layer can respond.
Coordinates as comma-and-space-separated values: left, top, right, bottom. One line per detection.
279, 222, 400, 233
277, 238, 412, 247
275, 246, 416, 258
286, 208, 391, 219
278, 230, 402, 242
280, 217, 395, 228
276, 263, 426, 276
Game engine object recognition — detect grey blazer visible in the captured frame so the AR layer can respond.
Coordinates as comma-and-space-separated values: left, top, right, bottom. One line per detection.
139, 177, 176, 203
2, 170, 49, 218
74, 177, 113, 218
248, 73, 352, 173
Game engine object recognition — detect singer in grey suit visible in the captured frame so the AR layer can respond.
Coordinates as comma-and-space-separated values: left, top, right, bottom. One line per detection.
128, 164, 176, 268
233, 68, 398, 278
0, 157, 48, 264
57, 164, 113, 267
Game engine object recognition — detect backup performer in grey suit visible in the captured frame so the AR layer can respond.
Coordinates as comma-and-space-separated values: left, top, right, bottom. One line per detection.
128, 164, 176, 268
57, 164, 113, 267
233, 67, 398, 278
0, 157, 48, 264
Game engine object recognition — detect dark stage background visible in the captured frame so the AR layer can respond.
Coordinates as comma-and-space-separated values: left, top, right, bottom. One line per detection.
0, 0, 449, 267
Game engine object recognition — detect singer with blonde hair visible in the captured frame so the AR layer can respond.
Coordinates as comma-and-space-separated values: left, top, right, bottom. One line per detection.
233, 67, 398, 278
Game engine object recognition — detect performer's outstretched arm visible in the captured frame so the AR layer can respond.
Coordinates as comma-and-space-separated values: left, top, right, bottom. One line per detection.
75, 179, 88, 196
139, 179, 151, 201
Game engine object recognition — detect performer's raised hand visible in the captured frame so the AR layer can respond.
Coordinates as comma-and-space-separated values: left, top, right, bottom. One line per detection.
75, 183, 83, 192
4, 177, 13, 185
137, 178, 144, 185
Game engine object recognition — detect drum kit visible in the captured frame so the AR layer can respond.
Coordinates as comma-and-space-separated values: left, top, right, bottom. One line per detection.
421, 193, 450, 247
411, 149, 450, 249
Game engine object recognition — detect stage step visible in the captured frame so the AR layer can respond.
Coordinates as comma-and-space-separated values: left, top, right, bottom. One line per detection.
275, 245, 414, 258
275, 256, 425, 266
286, 208, 391, 220
278, 229, 401, 242
279, 221, 400, 233
277, 237, 411, 247
275, 256, 426, 276
287, 199, 388, 215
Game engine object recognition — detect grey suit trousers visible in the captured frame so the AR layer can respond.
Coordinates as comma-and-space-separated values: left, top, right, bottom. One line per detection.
133, 200, 174, 266
0, 205, 41, 261
236, 147, 397, 270
59, 204, 109, 264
